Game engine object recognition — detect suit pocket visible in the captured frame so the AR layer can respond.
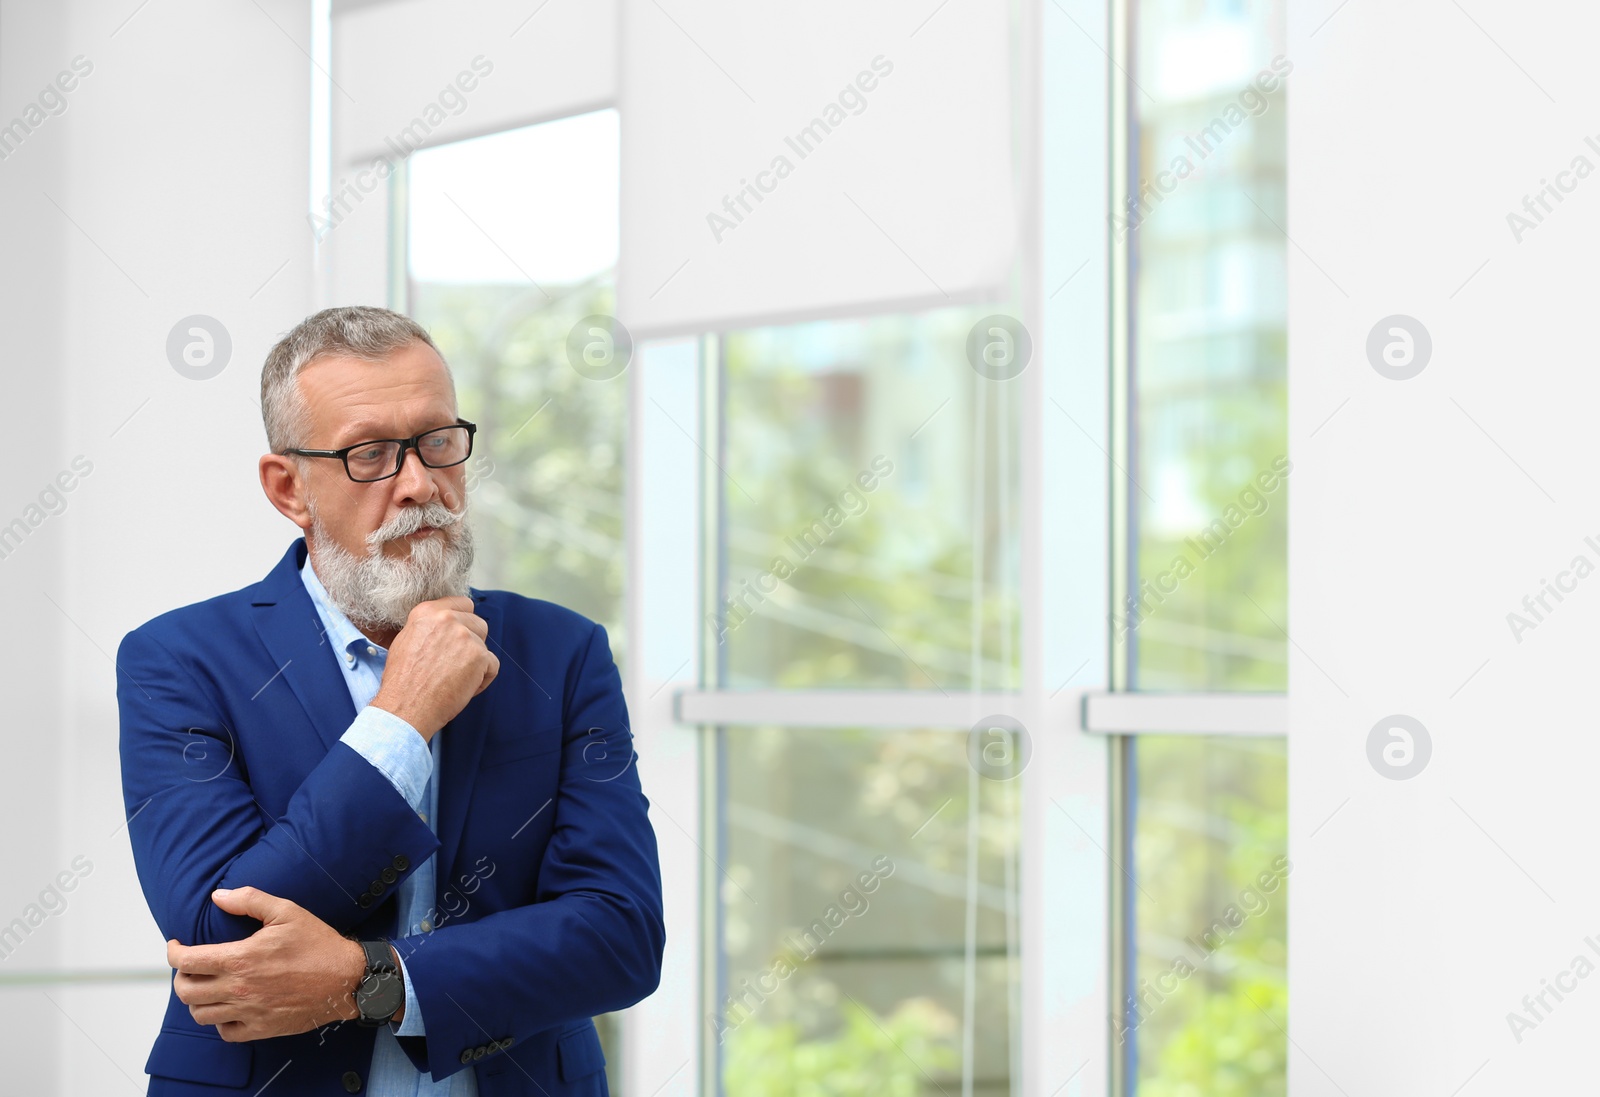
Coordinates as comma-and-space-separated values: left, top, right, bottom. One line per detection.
480, 727, 563, 768
557, 1022, 606, 1082
145, 1027, 254, 1087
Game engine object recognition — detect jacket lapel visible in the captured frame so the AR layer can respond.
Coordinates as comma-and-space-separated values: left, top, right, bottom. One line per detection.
435, 589, 498, 885
249, 538, 357, 755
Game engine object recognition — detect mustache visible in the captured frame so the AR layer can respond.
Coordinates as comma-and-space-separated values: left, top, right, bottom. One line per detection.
365, 501, 466, 549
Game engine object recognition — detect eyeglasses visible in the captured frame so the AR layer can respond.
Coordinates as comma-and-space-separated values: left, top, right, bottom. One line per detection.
283, 420, 477, 483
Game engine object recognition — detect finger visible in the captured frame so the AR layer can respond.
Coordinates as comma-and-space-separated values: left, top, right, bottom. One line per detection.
189, 1002, 238, 1028
404, 595, 472, 626
453, 611, 488, 640
473, 652, 500, 697
174, 971, 229, 1006
170, 942, 233, 976
209, 885, 298, 925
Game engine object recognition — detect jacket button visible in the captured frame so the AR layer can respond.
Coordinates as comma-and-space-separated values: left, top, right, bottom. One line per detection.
370, 880, 385, 894
473, 1046, 487, 1060
358, 893, 374, 909
380, 867, 398, 885
341, 1070, 362, 1092
393, 854, 410, 871
460, 1049, 474, 1065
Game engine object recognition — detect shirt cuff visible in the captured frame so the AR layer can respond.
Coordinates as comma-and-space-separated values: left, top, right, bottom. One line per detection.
340, 705, 432, 812
390, 948, 425, 1036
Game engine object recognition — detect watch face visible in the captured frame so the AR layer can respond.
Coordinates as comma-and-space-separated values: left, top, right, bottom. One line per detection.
358, 969, 404, 1022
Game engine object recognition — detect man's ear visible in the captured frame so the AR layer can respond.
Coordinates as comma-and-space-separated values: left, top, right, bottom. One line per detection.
260, 454, 312, 531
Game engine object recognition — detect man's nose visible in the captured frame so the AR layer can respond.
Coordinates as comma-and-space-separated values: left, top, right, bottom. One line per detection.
392, 445, 438, 500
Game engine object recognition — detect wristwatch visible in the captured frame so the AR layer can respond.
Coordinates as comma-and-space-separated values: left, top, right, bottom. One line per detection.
353, 939, 404, 1027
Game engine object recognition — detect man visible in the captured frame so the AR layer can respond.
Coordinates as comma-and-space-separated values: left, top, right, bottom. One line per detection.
116, 306, 663, 1096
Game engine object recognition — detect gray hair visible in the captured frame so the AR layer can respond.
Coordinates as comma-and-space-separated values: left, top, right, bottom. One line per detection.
260, 306, 448, 452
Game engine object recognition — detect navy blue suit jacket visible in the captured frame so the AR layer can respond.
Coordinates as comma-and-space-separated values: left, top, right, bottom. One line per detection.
116, 538, 664, 1095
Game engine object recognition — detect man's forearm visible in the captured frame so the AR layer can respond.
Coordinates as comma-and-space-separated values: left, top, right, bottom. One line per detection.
118, 623, 444, 947
130, 737, 441, 946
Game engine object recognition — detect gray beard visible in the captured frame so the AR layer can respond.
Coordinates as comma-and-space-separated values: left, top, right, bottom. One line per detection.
306, 497, 476, 632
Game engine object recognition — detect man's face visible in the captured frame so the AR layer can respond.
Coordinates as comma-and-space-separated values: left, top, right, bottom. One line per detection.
296, 339, 466, 557
288, 340, 476, 630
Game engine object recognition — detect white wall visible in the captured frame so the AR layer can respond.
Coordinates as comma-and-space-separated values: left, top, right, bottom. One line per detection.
0, 0, 313, 1089
0, 6, 73, 1092
1288, 0, 1600, 1090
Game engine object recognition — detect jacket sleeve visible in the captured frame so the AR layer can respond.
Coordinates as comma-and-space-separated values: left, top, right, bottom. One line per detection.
395, 622, 665, 1082
116, 626, 441, 947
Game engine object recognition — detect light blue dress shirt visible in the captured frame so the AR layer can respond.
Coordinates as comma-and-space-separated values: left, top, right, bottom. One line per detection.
300, 556, 479, 1096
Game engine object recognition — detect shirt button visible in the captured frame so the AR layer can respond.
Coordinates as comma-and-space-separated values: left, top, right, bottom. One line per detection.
422, 919, 433, 931
366, 645, 377, 656
418, 811, 427, 822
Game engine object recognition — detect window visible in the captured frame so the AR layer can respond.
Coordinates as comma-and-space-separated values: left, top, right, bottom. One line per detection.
717, 725, 1020, 1096
708, 308, 1025, 1095
718, 310, 1021, 691
1118, 0, 1290, 1093
355, 5, 1289, 1093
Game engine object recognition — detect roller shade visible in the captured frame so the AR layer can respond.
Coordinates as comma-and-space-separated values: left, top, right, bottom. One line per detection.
333, 0, 617, 167
618, 0, 1018, 336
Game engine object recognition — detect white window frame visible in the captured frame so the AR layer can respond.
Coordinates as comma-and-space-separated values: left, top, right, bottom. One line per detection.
328, 3, 1290, 1096
666, 2, 1118, 1093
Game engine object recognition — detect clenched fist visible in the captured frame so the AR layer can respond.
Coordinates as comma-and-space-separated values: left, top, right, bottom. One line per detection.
371, 596, 499, 740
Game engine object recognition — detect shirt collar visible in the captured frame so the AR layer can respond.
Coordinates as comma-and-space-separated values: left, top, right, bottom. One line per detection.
299, 551, 384, 665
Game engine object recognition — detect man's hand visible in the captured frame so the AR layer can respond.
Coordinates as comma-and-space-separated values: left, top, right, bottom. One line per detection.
372, 595, 499, 740
167, 887, 370, 1042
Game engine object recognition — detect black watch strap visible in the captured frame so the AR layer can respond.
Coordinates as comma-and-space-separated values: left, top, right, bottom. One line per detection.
354, 939, 403, 1027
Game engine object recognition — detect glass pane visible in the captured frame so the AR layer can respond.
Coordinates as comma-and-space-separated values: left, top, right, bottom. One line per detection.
406, 108, 626, 660
717, 726, 1021, 1096
1125, 2, 1289, 1094
1127, 736, 1288, 1097
719, 307, 1022, 690
1127, 0, 1288, 693
404, 109, 627, 1091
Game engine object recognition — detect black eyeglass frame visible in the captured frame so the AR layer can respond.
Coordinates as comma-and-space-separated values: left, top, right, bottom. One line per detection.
282, 419, 478, 483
